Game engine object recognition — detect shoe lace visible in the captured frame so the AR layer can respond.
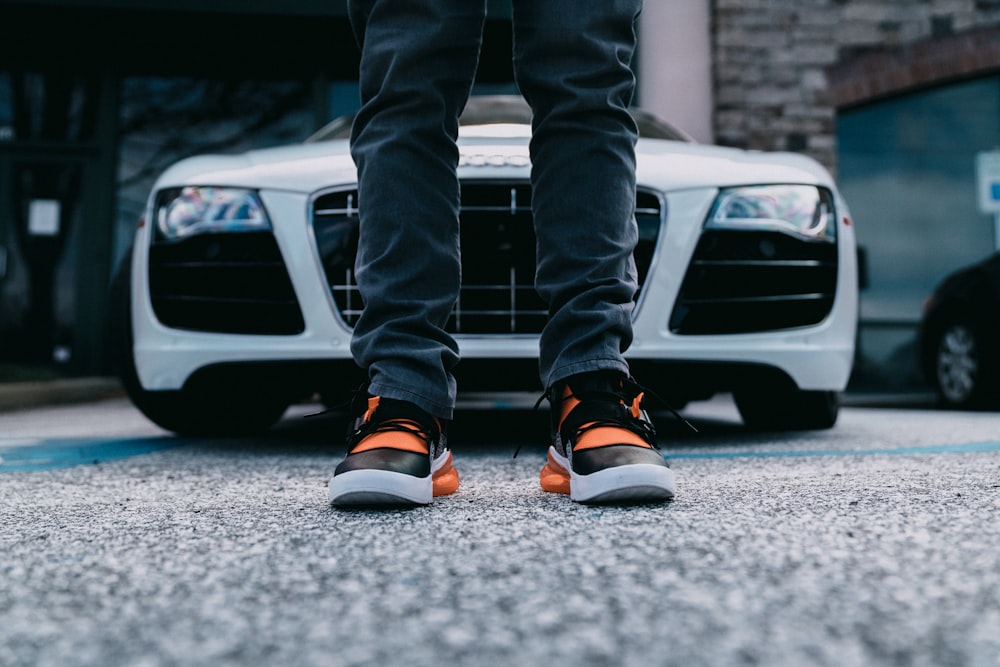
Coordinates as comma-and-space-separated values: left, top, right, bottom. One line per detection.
346, 415, 437, 450
617, 377, 698, 435
301, 382, 367, 420
512, 377, 696, 458
345, 389, 441, 452
302, 382, 440, 452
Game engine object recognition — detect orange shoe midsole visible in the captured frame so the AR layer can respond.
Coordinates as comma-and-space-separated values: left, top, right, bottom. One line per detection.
540, 449, 571, 495
432, 451, 460, 496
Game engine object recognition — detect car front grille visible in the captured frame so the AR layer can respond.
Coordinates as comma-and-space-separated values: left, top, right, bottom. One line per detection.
311, 183, 663, 334
147, 232, 305, 335
669, 230, 838, 334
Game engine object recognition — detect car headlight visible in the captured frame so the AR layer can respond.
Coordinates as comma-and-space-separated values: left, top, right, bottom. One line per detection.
154, 186, 271, 240
706, 185, 835, 242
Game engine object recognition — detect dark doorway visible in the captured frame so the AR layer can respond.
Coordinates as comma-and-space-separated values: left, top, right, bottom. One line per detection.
0, 71, 117, 376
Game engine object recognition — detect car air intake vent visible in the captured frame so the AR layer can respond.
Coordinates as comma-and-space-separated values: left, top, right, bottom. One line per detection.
312, 183, 662, 334
669, 230, 838, 334
148, 232, 305, 335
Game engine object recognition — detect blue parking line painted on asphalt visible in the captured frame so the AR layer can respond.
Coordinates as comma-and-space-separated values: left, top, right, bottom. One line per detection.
668, 440, 1000, 460
0, 438, 184, 472
4, 437, 999, 472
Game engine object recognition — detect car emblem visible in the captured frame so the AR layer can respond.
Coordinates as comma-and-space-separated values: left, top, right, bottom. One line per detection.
459, 153, 531, 168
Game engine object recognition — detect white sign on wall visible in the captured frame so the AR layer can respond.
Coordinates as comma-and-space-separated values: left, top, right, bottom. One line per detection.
28, 199, 60, 236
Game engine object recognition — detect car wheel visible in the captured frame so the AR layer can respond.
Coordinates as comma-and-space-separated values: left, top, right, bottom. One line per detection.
109, 251, 289, 436
931, 321, 994, 409
734, 387, 839, 431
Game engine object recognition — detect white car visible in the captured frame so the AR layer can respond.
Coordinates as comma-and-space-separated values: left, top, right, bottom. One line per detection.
111, 95, 858, 435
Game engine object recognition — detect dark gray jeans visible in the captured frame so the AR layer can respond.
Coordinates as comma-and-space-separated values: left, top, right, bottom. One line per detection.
348, 0, 644, 419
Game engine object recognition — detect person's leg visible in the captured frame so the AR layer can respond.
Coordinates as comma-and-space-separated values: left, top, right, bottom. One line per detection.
512, 0, 675, 503
511, 0, 642, 390
348, 0, 487, 420
330, 0, 486, 506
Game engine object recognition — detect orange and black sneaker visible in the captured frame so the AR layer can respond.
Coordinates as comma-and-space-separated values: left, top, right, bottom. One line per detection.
539, 371, 676, 504
328, 394, 460, 506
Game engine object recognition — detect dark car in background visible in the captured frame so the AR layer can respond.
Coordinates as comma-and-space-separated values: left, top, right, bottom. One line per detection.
919, 251, 1000, 409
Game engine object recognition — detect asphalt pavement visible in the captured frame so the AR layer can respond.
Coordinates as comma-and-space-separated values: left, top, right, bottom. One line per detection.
2, 387, 1000, 667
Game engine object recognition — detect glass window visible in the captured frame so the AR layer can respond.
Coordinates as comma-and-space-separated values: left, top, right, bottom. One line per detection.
837, 75, 1000, 388
0, 72, 12, 142
0, 72, 99, 143
839, 76, 1000, 322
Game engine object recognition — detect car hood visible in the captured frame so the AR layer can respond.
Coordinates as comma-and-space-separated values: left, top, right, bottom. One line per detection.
152, 132, 834, 195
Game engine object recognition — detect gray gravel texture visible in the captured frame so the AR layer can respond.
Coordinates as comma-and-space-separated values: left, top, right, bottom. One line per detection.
2, 397, 1000, 667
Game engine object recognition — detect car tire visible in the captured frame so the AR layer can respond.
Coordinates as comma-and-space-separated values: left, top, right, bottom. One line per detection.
929, 319, 997, 409
109, 251, 290, 436
734, 387, 839, 431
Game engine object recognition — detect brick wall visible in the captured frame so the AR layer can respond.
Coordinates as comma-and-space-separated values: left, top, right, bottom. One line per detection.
712, 0, 1000, 172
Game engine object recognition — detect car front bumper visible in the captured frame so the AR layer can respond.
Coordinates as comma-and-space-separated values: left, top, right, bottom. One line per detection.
131, 186, 857, 397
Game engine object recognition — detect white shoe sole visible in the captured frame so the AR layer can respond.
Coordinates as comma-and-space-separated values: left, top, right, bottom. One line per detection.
328, 450, 456, 507
328, 469, 432, 506
549, 446, 677, 504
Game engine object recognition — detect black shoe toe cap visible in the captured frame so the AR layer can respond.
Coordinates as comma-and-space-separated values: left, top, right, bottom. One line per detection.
334, 449, 431, 478
572, 445, 668, 476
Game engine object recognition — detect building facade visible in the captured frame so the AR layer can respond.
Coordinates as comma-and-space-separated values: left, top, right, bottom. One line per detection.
1, 0, 999, 390
696, 0, 1000, 391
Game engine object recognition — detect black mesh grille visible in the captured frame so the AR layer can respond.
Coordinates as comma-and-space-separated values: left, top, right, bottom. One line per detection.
669, 230, 838, 335
148, 232, 305, 335
312, 183, 663, 334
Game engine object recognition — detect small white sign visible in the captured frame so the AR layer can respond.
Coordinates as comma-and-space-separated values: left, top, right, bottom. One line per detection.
28, 199, 60, 236
976, 151, 1000, 214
